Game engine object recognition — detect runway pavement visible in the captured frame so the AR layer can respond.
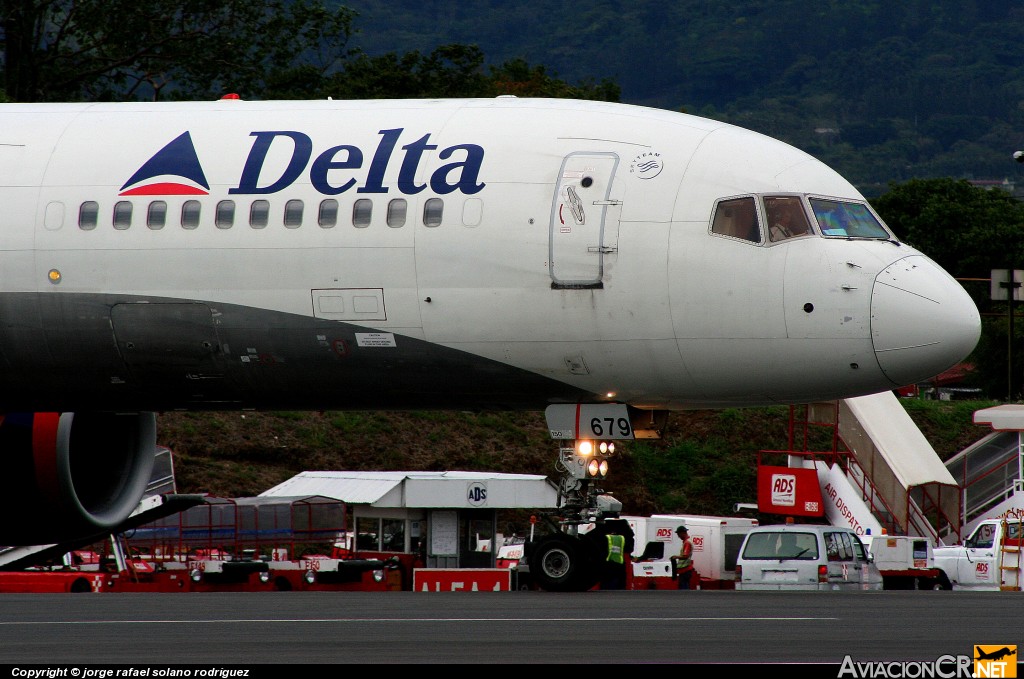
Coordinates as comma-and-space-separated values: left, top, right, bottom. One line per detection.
0, 590, 1020, 667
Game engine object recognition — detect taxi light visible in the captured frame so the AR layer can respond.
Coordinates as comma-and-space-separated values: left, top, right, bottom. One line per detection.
818, 565, 828, 583
586, 458, 610, 478
578, 440, 593, 456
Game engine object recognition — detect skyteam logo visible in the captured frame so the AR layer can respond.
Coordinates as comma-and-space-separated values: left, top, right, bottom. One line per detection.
630, 151, 663, 179
119, 128, 486, 197
119, 132, 210, 196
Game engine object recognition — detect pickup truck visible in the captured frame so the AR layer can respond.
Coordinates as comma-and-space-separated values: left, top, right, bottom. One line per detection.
932, 517, 1023, 591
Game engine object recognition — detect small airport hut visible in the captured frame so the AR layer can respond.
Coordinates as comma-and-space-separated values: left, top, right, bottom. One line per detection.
260, 471, 559, 568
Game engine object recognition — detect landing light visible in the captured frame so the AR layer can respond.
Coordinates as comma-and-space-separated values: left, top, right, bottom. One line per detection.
587, 458, 609, 478
577, 440, 594, 456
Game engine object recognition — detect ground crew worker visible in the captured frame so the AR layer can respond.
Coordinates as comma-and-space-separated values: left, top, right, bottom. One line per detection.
601, 532, 627, 589
671, 524, 696, 590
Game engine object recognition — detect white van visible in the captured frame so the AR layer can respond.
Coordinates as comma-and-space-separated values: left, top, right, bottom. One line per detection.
735, 525, 883, 591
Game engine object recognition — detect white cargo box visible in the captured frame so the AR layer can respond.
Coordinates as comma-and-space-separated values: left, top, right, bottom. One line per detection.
628, 514, 759, 581
865, 534, 934, 571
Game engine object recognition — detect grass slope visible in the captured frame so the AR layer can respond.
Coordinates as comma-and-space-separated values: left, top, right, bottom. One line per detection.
159, 399, 999, 522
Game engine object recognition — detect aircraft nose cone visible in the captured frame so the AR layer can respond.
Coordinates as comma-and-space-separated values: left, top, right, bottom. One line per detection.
871, 256, 981, 387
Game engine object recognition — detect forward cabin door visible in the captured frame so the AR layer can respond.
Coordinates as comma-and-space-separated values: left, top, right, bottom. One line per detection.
549, 152, 620, 288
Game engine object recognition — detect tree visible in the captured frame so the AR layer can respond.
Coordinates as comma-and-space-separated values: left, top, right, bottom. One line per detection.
1, 0, 356, 101
292, 44, 620, 102
872, 178, 1024, 398
871, 178, 1024, 280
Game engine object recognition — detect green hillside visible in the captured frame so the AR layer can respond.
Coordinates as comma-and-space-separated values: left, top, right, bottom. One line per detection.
344, 0, 1024, 195
161, 398, 997, 523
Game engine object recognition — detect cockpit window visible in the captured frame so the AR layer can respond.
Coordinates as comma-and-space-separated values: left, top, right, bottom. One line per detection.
711, 197, 761, 243
810, 198, 891, 239
764, 196, 812, 242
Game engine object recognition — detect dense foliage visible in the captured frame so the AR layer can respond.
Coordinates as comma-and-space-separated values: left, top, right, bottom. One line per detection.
870, 179, 1024, 399
160, 400, 995, 523
0, 2, 617, 102
346, 0, 1024, 195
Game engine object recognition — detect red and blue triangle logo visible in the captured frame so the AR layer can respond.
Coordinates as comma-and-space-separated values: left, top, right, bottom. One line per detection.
119, 131, 210, 196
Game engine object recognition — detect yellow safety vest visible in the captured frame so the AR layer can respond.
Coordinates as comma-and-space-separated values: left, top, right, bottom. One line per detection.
606, 534, 625, 564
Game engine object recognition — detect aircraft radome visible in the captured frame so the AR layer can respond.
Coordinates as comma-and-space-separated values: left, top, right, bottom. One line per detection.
0, 96, 980, 545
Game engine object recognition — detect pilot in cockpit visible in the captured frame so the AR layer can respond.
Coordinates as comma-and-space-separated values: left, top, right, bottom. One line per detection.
766, 198, 810, 242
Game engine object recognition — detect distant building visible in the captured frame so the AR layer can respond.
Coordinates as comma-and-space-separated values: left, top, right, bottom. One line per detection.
967, 178, 1018, 197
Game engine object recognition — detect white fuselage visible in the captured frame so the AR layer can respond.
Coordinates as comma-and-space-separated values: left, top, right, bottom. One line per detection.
0, 97, 980, 412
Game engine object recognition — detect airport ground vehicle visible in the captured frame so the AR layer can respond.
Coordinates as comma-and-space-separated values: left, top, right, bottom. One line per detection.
931, 516, 1023, 591
626, 514, 759, 590
862, 533, 947, 590
515, 513, 758, 591
735, 524, 883, 590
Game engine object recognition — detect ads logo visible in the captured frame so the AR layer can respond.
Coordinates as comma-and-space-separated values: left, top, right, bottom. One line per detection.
974, 645, 1017, 677
467, 482, 487, 507
771, 473, 796, 507
692, 536, 704, 552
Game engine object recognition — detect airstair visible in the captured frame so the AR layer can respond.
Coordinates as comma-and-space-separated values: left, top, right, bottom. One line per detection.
775, 392, 962, 545
946, 404, 1024, 536
772, 397, 1024, 548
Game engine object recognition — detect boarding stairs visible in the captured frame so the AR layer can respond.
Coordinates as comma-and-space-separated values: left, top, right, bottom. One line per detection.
775, 393, 961, 546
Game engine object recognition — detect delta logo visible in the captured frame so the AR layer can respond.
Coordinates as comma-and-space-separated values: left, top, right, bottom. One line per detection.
119, 128, 486, 197
119, 132, 209, 196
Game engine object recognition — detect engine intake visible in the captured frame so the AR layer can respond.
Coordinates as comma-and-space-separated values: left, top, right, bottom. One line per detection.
0, 411, 157, 545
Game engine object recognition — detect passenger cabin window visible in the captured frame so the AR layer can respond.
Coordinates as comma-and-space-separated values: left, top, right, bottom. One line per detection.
216, 200, 235, 229
250, 200, 269, 229
711, 197, 760, 242
79, 201, 99, 230
764, 196, 812, 242
423, 198, 443, 227
147, 201, 167, 229
284, 199, 303, 228
353, 199, 372, 228
181, 200, 201, 229
810, 198, 891, 239
113, 201, 132, 230
318, 199, 338, 228
387, 199, 407, 228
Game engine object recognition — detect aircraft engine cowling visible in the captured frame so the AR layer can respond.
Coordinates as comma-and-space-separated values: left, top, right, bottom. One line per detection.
0, 412, 157, 545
